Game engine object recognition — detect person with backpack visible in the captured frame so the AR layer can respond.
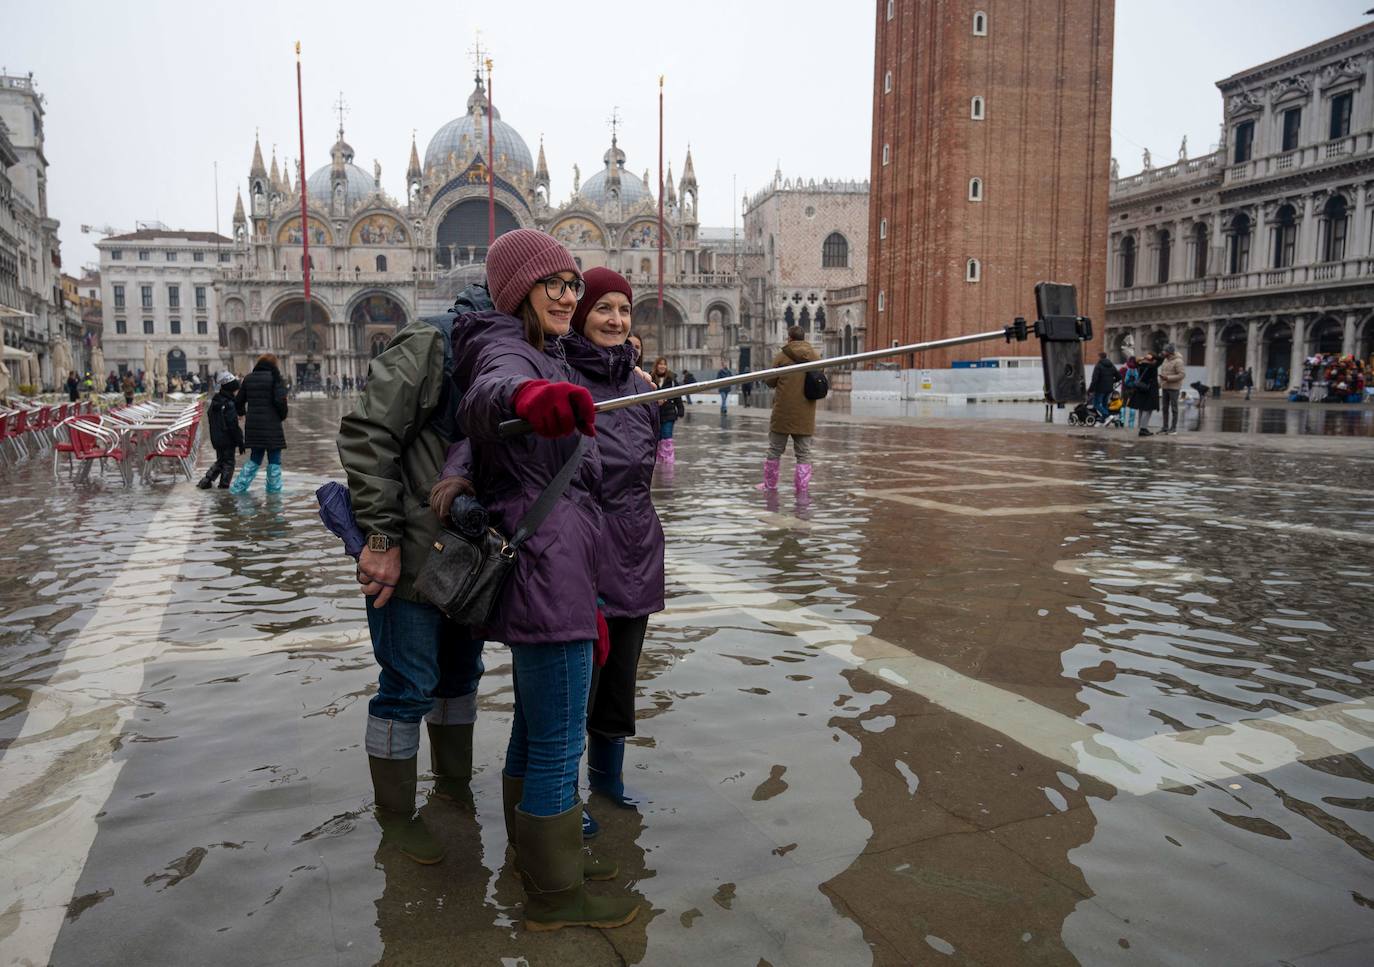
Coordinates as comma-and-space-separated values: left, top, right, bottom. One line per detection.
445, 229, 638, 932
759, 325, 821, 495
197, 372, 244, 489
336, 296, 487, 868
1120, 356, 1140, 428
1134, 352, 1162, 437
716, 361, 733, 413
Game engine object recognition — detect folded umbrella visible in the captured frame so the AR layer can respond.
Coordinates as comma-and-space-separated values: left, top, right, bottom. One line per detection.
315, 482, 366, 559
448, 494, 489, 540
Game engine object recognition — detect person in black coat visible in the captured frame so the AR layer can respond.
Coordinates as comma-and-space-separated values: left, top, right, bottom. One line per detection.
1088, 352, 1117, 420
228, 354, 289, 493
1134, 353, 1161, 436
197, 373, 244, 489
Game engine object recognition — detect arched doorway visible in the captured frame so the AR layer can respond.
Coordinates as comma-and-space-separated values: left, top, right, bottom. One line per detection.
270, 298, 331, 387
1149, 329, 1169, 356
166, 348, 187, 377
1219, 322, 1247, 387
435, 198, 520, 268
1186, 326, 1206, 366
1263, 320, 1292, 389
631, 299, 685, 365
1309, 316, 1343, 355
350, 293, 408, 358
1359, 316, 1374, 362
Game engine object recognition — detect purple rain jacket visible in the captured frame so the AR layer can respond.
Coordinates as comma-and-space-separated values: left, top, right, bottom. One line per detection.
450, 310, 603, 645
561, 333, 665, 619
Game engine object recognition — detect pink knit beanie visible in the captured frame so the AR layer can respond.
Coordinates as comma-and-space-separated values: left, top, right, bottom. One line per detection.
485, 229, 580, 315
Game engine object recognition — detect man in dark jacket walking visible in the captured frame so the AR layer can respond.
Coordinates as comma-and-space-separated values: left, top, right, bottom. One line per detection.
197, 372, 244, 489
1088, 352, 1117, 421
337, 293, 486, 867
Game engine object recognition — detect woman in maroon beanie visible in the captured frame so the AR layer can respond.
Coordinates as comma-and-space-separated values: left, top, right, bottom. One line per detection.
448, 229, 638, 932
562, 268, 665, 836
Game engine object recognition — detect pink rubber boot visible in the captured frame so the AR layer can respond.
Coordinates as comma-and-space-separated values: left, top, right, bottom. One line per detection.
794, 463, 812, 494
658, 439, 676, 465
756, 458, 780, 492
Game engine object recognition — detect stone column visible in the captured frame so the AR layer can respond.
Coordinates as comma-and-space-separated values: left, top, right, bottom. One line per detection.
1300, 195, 1317, 266
1289, 314, 1307, 389
1204, 319, 1221, 394
1246, 318, 1262, 382
1343, 311, 1359, 355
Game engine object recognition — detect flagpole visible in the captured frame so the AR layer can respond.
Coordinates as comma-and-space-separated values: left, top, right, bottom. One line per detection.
486, 57, 495, 248
657, 75, 664, 312
296, 41, 312, 387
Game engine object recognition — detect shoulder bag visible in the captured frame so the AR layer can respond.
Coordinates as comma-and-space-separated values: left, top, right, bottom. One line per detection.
414, 434, 591, 625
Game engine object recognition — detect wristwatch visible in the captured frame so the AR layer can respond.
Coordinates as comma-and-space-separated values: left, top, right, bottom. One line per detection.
367, 533, 393, 552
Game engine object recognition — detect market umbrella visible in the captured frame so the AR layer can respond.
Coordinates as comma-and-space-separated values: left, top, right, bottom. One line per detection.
90, 347, 105, 384
23, 351, 39, 391
143, 343, 156, 383
52, 339, 73, 380
0, 360, 10, 399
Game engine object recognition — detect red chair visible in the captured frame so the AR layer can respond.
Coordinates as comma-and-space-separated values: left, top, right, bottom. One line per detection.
69, 419, 131, 486
53, 413, 100, 479
4, 409, 30, 462
145, 416, 202, 482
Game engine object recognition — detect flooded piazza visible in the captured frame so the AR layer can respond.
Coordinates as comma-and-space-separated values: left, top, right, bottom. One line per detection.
2, 398, 1373, 967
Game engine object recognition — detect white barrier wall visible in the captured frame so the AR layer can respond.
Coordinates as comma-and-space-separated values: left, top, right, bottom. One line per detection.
853, 367, 1045, 401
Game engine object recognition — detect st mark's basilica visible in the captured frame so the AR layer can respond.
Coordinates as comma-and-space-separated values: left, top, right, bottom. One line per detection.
218, 73, 741, 383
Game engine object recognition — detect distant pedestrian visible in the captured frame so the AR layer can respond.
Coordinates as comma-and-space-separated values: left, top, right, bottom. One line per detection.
681, 369, 695, 412
229, 353, 289, 494
760, 325, 820, 495
1121, 357, 1140, 427
65, 370, 79, 402
716, 361, 733, 413
121, 372, 136, 404
650, 356, 682, 464
197, 372, 243, 489
740, 368, 753, 406
1135, 352, 1161, 437
1088, 352, 1116, 422
1158, 343, 1186, 434
1241, 367, 1254, 400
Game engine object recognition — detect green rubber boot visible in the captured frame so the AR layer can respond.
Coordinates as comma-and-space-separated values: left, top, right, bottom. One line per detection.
368, 755, 445, 865
502, 773, 616, 882
427, 722, 474, 807
514, 804, 638, 932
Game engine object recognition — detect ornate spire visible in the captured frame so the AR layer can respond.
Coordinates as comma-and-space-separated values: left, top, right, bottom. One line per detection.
269, 148, 282, 193
233, 189, 246, 224
535, 137, 549, 185
665, 162, 677, 205
407, 133, 422, 181
250, 131, 267, 179
681, 145, 697, 190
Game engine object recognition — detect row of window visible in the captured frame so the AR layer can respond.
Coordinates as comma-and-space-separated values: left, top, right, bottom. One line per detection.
113, 318, 210, 335
1115, 196, 1351, 287
874, 259, 983, 313
110, 249, 231, 263
881, 101, 986, 168
111, 284, 209, 310
875, 181, 983, 244
1232, 91, 1354, 164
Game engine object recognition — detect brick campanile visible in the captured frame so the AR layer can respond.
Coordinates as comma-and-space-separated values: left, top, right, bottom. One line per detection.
867, 0, 1112, 368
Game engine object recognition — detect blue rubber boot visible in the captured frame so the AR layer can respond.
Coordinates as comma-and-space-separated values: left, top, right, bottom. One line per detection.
582, 808, 600, 839
588, 735, 643, 809
228, 459, 260, 494
265, 463, 284, 494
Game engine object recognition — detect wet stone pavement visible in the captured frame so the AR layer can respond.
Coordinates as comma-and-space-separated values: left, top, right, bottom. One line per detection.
2, 398, 1373, 967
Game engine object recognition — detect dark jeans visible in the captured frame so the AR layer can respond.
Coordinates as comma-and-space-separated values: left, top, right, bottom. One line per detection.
248, 448, 282, 466
364, 595, 485, 759
1090, 392, 1111, 420
659, 420, 676, 440
205, 446, 236, 484
588, 615, 649, 739
1161, 389, 1180, 431
505, 640, 593, 816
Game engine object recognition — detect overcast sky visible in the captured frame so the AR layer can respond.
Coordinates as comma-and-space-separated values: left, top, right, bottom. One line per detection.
2, 0, 1369, 270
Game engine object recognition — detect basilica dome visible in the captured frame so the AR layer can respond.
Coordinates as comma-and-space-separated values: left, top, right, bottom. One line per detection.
580, 143, 652, 207
305, 133, 376, 208
424, 75, 534, 182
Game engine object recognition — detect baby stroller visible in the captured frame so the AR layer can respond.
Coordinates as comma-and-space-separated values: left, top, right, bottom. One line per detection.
1068, 401, 1099, 426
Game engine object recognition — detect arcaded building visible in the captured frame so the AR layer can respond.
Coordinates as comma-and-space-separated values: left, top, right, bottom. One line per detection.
1105, 23, 1374, 389
866, 1, 1113, 368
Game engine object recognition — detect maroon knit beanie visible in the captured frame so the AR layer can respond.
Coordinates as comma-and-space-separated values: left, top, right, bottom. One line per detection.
570, 267, 634, 333
485, 229, 580, 315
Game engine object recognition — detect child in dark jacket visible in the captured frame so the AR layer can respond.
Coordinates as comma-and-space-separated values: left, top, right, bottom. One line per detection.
198, 372, 245, 489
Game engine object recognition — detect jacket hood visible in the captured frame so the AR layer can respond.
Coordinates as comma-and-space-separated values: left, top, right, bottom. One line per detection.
252, 359, 279, 375
562, 332, 636, 386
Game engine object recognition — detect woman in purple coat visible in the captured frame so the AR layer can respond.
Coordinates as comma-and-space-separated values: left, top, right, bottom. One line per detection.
562, 269, 665, 834
447, 230, 637, 932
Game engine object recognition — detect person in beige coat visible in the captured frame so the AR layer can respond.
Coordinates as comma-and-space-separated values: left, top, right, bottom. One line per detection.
759, 325, 820, 493
1158, 343, 1188, 434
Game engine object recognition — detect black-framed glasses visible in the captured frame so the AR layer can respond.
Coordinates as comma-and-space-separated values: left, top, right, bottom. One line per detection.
540, 276, 585, 301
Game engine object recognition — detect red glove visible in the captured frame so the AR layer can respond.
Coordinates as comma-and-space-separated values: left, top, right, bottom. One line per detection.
594, 609, 610, 667
511, 379, 596, 438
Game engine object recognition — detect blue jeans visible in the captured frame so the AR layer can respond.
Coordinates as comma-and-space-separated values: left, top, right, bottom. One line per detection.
659, 420, 676, 440
248, 448, 282, 465
364, 595, 485, 759
1090, 392, 1110, 420
505, 641, 593, 816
